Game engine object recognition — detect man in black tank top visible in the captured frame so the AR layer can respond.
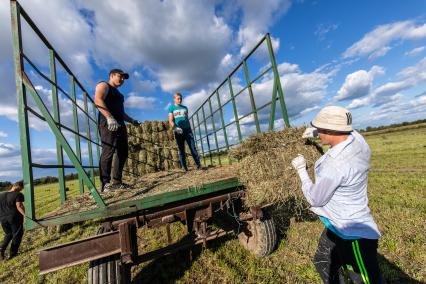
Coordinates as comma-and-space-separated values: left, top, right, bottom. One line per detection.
95, 69, 140, 192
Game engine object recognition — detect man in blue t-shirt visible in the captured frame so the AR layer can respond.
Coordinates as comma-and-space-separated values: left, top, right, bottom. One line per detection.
168, 93, 201, 171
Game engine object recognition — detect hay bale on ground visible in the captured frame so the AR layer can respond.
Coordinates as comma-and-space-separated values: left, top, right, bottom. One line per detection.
229, 126, 323, 210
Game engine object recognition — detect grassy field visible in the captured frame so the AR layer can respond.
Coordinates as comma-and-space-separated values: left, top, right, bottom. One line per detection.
0, 126, 425, 283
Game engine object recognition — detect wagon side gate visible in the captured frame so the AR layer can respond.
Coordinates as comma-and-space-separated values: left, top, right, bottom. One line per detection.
189, 33, 291, 166
11, 0, 106, 230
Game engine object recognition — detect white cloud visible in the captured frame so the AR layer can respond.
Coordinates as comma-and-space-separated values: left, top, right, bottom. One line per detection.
405, 46, 425, 56
0, 131, 7, 138
315, 23, 338, 40
80, 0, 233, 93
335, 66, 385, 101
0, 143, 20, 158
347, 57, 426, 109
343, 20, 426, 59
236, 0, 289, 55
124, 93, 157, 110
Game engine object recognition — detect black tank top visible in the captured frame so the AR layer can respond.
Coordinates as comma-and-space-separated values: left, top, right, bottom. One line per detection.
98, 82, 125, 126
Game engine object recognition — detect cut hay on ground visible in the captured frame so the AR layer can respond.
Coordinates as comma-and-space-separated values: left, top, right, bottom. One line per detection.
43, 165, 238, 218
229, 127, 323, 226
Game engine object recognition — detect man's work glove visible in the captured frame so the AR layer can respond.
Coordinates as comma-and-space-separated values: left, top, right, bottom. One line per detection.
173, 126, 183, 135
107, 116, 119, 131
291, 154, 307, 172
131, 119, 140, 126
302, 127, 318, 138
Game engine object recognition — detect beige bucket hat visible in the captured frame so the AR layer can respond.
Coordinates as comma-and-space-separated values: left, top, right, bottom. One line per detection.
311, 106, 353, 133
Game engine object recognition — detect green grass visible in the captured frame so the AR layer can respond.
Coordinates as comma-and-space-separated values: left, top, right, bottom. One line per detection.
1, 126, 425, 283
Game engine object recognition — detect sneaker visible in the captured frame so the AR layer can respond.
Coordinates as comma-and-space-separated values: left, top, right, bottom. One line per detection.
6, 253, 17, 260
0, 249, 4, 260
196, 164, 202, 170
102, 183, 112, 192
109, 182, 132, 190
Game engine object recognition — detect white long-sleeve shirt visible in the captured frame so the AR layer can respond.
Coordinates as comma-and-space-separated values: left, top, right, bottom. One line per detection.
298, 131, 381, 239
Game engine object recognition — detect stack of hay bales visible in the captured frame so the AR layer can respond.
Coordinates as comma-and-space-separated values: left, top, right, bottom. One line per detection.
124, 121, 198, 179
229, 127, 324, 230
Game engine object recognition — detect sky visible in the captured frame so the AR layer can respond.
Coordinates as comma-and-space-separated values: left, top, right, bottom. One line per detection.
0, 0, 426, 182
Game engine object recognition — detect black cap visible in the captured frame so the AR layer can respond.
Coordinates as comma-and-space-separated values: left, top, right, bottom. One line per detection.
109, 69, 129, 79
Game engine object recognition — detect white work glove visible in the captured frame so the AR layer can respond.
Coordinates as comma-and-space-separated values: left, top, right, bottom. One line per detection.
302, 127, 318, 138
107, 116, 119, 131
173, 126, 183, 135
291, 154, 307, 172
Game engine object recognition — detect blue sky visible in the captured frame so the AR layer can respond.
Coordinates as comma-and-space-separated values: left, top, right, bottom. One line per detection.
1, 0, 426, 182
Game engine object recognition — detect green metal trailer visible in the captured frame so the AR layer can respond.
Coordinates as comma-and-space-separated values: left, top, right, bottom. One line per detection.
10, 0, 290, 282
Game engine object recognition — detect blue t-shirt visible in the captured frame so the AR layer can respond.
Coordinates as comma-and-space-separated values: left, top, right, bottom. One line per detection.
168, 104, 191, 129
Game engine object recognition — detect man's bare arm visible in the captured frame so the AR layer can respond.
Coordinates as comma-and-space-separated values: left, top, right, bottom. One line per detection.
16, 201, 25, 217
168, 113, 175, 128
94, 82, 111, 118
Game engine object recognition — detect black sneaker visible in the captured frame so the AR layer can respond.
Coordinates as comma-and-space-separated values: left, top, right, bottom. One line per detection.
109, 182, 132, 190
196, 164, 202, 170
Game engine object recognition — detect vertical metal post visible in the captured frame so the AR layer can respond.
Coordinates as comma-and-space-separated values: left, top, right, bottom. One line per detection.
84, 93, 95, 184
216, 90, 230, 165
269, 76, 278, 130
70, 76, 84, 193
208, 98, 221, 165
49, 49, 66, 203
201, 106, 213, 165
228, 77, 243, 142
10, 0, 36, 228
196, 112, 205, 166
266, 33, 290, 128
92, 103, 101, 167
191, 116, 199, 154
243, 60, 261, 133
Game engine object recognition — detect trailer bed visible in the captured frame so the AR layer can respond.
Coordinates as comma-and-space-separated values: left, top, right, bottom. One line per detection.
37, 165, 240, 228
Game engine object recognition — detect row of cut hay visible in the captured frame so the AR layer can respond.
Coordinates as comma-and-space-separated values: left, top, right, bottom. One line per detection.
229, 127, 323, 232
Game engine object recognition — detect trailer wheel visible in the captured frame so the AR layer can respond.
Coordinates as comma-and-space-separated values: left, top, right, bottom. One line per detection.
238, 217, 277, 257
88, 227, 131, 284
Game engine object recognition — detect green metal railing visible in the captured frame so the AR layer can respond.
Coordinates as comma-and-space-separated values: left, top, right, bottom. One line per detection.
190, 33, 290, 165
11, 0, 105, 229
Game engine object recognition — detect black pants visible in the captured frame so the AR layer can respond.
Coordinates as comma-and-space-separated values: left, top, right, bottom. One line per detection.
314, 228, 382, 284
99, 123, 128, 188
174, 128, 200, 170
1, 215, 24, 256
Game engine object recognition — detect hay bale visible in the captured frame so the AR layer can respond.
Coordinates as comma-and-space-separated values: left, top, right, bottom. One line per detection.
229, 127, 323, 208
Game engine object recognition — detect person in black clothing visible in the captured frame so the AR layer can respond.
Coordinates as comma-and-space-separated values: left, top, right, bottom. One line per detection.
95, 69, 140, 192
0, 181, 25, 260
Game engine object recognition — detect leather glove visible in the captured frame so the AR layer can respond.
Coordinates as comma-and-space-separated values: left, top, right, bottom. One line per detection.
291, 154, 307, 171
173, 126, 183, 135
107, 116, 119, 131
302, 127, 318, 138
131, 119, 140, 126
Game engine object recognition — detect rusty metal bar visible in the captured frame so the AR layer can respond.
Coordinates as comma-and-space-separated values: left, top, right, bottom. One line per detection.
39, 231, 120, 275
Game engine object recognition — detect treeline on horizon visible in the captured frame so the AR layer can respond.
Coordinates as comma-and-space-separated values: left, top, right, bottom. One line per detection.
0, 170, 99, 191
358, 118, 426, 132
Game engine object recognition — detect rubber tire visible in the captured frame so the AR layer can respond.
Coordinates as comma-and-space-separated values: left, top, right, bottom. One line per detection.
87, 227, 131, 284
238, 217, 277, 257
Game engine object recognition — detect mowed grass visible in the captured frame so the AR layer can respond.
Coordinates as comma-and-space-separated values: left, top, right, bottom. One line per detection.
0, 126, 425, 283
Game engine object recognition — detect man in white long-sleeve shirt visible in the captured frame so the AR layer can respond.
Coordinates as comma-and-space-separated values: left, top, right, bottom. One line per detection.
292, 106, 382, 284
